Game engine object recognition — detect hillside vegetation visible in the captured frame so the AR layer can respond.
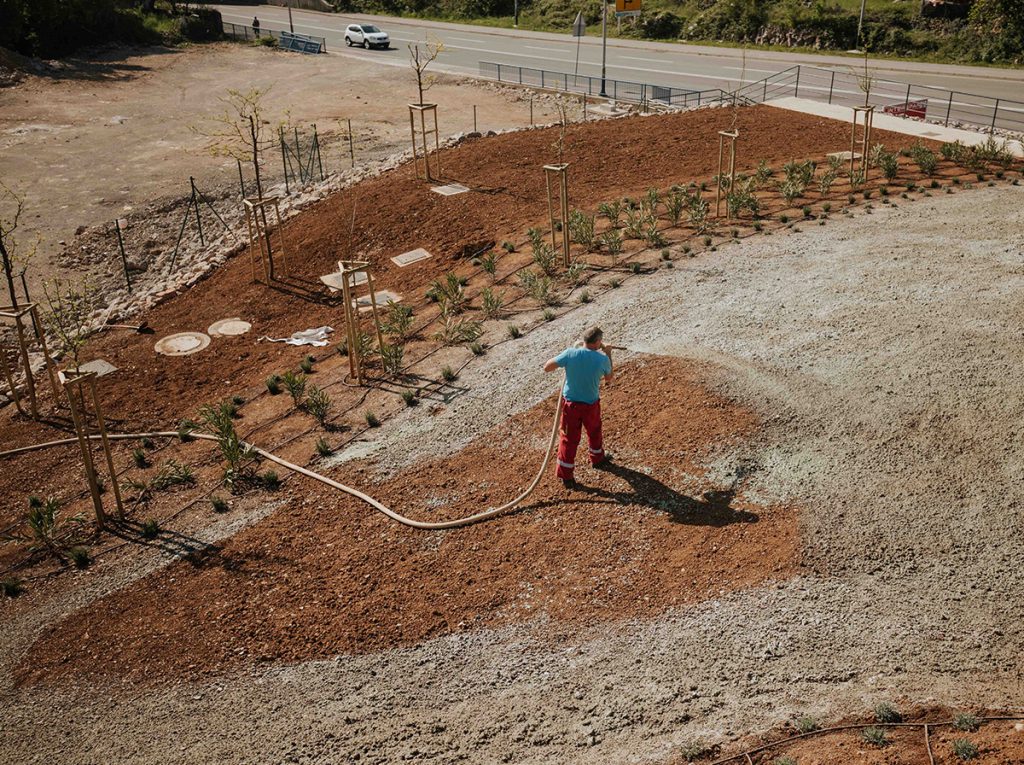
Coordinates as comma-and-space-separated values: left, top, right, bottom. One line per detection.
335, 0, 1023, 64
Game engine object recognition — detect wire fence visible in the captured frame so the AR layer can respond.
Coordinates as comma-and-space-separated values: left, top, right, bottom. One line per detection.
222, 21, 327, 53
735, 64, 1024, 136
479, 61, 732, 108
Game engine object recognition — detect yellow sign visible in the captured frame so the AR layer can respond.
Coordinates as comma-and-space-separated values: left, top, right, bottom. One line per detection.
615, 0, 641, 12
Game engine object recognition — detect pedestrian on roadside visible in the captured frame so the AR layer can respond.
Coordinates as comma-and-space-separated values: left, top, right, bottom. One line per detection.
543, 326, 614, 490
252, 16, 261, 37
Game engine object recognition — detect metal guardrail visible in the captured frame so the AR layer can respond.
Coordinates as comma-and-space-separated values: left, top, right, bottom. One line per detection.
479, 61, 731, 108
222, 21, 327, 53
735, 64, 1024, 135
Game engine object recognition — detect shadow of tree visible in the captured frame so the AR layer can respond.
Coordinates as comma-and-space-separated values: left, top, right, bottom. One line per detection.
27, 47, 178, 84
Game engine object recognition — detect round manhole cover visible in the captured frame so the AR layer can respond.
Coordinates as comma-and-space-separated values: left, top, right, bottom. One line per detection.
154, 332, 211, 356
208, 318, 252, 337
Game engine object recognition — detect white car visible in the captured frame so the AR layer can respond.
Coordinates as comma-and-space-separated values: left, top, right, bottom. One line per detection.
345, 24, 390, 50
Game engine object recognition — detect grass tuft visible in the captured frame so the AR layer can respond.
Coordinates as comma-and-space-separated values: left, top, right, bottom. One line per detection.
952, 739, 979, 761
795, 716, 818, 734
401, 389, 418, 407
265, 374, 282, 394
141, 518, 160, 539
874, 702, 901, 724
210, 496, 229, 513
315, 437, 333, 456
507, 323, 522, 339
365, 411, 381, 428
862, 727, 888, 747
441, 366, 458, 382
260, 470, 281, 490
954, 714, 980, 732
132, 448, 149, 469
470, 341, 485, 355
67, 546, 90, 569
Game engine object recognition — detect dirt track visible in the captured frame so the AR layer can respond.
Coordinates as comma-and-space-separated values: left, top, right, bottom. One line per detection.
3, 176, 1024, 764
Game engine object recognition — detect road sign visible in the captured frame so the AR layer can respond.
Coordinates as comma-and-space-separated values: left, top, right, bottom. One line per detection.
615, 0, 641, 12
572, 11, 585, 36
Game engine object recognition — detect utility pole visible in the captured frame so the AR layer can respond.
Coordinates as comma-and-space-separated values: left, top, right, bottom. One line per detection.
855, 0, 866, 50
288, 0, 294, 34
600, 0, 608, 97
514, 0, 519, 28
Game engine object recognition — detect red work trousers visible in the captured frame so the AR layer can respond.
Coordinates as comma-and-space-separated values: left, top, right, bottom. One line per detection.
556, 399, 604, 480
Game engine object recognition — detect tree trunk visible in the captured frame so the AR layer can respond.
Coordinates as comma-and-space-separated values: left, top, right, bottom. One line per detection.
0, 235, 18, 309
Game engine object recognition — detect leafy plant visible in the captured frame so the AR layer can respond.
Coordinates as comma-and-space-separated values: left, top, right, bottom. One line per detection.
469, 341, 485, 355
41, 277, 97, 370
67, 546, 90, 569
501, 240, 515, 253
1, 576, 24, 598
304, 384, 333, 426
688, 192, 710, 233
210, 496, 229, 513
506, 323, 522, 339
665, 188, 686, 225
429, 272, 469, 314
401, 389, 418, 407
265, 374, 282, 395
795, 716, 818, 733
567, 209, 597, 250
177, 419, 197, 442
381, 300, 414, 340
597, 200, 622, 227
141, 518, 160, 540
862, 727, 888, 747
878, 150, 899, 181
260, 470, 281, 490
954, 714, 980, 733
874, 702, 901, 723
364, 411, 381, 428
677, 739, 708, 762
5, 496, 63, 557
299, 356, 314, 374
434, 314, 483, 346
952, 739, 979, 761
198, 401, 255, 492
380, 342, 403, 378
601, 229, 623, 260
518, 270, 558, 306
849, 170, 866, 190
132, 448, 149, 469
150, 460, 196, 491
281, 371, 307, 407
623, 205, 646, 239
528, 227, 558, 275
910, 143, 938, 176
818, 169, 837, 196
643, 218, 667, 247
726, 178, 760, 218
480, 287, 505, 319
780, 178, 805, 203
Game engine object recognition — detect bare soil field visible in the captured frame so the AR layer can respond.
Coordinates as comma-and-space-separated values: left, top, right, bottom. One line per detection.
2, 40, 1024, 765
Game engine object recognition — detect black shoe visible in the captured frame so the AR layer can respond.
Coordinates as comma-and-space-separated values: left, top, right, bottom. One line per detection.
592, 454, 614, 470
562, 478, 578, 490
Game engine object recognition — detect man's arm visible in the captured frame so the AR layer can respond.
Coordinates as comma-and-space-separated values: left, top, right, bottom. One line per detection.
543, 358, 559, 373
602, 345, 613, 384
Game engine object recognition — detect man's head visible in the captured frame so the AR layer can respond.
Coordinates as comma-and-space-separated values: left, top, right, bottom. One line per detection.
583, 326, 603, 349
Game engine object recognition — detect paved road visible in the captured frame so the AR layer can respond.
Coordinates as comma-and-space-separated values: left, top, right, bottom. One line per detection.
214, 3, 1024, 104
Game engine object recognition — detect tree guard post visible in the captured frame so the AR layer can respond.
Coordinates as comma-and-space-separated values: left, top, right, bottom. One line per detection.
243, 196, 289, 283
850, 105, 875, 178
409, 103, 441, 181
543, 163, 571, 268
337, 260, 385, 385
716, 129, 739, 219
60, 370, 124, 527
0, 302, 60, 418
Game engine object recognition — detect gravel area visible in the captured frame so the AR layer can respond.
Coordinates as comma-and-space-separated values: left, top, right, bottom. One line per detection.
3, 185, 1024, 763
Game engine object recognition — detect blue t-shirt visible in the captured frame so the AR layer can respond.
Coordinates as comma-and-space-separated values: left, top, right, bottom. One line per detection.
554, 347, 611, 404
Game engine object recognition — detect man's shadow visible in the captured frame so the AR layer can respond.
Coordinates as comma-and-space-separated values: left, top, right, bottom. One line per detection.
571, 462, 759, 527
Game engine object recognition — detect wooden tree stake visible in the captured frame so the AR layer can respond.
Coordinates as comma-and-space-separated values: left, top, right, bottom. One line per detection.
543, 163, 571, 268
716, 129, 739, 219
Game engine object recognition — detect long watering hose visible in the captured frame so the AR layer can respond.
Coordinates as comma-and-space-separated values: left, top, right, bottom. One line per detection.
0, 391, 565, 531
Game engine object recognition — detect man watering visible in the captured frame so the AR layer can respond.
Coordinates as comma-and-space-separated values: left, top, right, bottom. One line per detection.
543, 326, 614, 490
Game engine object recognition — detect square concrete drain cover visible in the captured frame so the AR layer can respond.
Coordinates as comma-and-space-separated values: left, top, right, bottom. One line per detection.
78, 359, 118, 377
391, 248, 433, 267
356, 290, 402, 312
430, 183, 470, 196
320, 270, 368, 291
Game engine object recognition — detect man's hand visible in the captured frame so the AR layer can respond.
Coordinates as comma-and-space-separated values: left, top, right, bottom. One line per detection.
601, 344, 614, 386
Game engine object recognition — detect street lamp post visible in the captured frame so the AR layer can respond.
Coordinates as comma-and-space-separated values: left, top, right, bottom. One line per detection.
514, 0, 519, 28
855, 0, 866, 49
288, 0, 294, 34
599, 0, 608, 97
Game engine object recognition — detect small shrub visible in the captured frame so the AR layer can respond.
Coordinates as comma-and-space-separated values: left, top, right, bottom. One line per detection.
822, 202, 831, 213
502, 240, 515, 253
878, 150, 899, 182
282, 371, 307, 407
132, 448, 149, 469
597, 200, 622, 227
952, 739, 979, 761
381, 300, 414, 340
755, 160, 773, 184
543, 307, 557, 320
579, 290, 591, 304
260, 470, 281, 490
141, 518, 160, 539
518, 270, 558, 306
661, 248, 671, 260
316, 437, 333, 456
779, 214, 789, 224
429, 272, 469, 313
304, 384, 333, 427
506, 323, 522, 339
753, 221, 763, 232
776, 758, 797, 765
299, 356, 314, 374
629, 262, 642, 275
730, 228, 739, 238
954, 714, 980, 733
528, 228, 558, 276
479, 250, 499, 280
141, 437, 155, 450
847, 194, 856, 204
874, 702, 901, 723
702, 235, 712, 246
976, 172, 986, 182
364, 411, 381, 428
210, 496, 229, 513
178, 419, 197, 442
441, 366, 457, 382
1, 576, 24, 598
265, 374, 282, 395
401, 390, 418, 407
862, 727, 888, 747
792, 716, 817, 733
480, 287, 505, 319
910, 143, 938, 176
567, 209, 597, 250
930, 179, 940, 189
682, 244, 692, 255
880, 186, 889, 196
818, 168, 837, 196
433, 314, 483, 346
863, 189, 872, 199
68, 546, 90, 569
601, 229, 623, 259
469, 341, 485, 355
780, 178, 805, 204
677, 739, 708, 762
379, 342, 405, 377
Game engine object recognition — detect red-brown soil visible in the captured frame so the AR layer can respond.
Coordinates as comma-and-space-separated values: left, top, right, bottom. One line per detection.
0, 104, 955, 541
15, 356, 799, 687
701, 714, 1024, 765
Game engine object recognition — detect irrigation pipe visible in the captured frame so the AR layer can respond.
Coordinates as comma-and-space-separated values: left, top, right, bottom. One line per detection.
0, 390, 565, 531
